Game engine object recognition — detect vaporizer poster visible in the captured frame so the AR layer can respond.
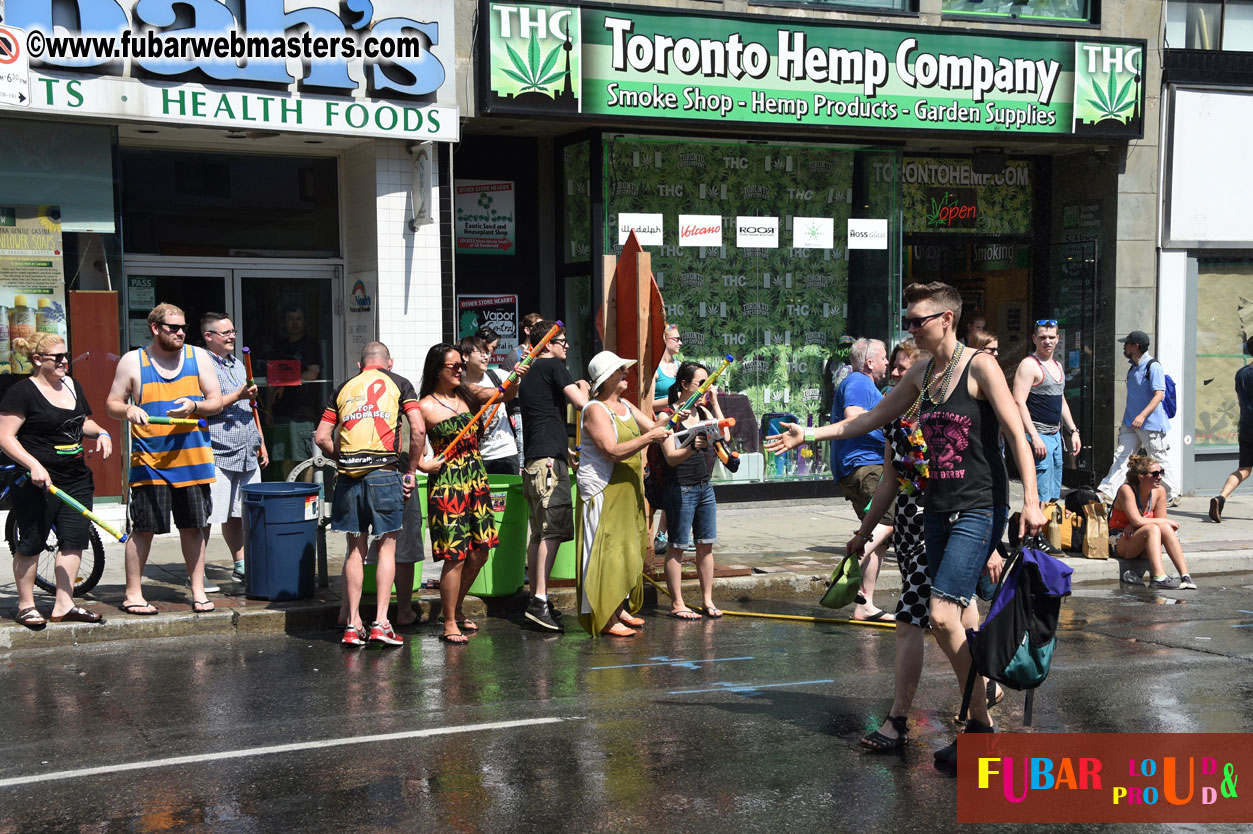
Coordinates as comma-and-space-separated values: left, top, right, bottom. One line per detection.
0, 204, 67, 374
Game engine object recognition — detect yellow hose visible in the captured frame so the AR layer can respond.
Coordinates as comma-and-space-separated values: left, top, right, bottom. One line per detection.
641, 572, 896, 629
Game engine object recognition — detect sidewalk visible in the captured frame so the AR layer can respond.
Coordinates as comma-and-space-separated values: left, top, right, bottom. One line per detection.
4, 491, 1252, 650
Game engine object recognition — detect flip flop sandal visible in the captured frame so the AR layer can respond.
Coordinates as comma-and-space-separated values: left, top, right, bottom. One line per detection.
860, 715, 909, 753
120, 602, 159, 616
191, 600, 216, 613
50, 606, 104, 624
16, 607, 47, 628
854, 609, 893, 623
702, 607, 724, 619
439, 632, 469, 644
456, 619, 479, 632
667, 609, 701, 620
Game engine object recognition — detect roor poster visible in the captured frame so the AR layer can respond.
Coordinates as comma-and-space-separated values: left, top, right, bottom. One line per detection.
483, 0, 1145, 138
0, 204, 67, 375
455, 180, 517, 255
458, 294, 519, 364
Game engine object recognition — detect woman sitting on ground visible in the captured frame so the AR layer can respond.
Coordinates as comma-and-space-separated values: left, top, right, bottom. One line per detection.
1110, 453, 1196, 590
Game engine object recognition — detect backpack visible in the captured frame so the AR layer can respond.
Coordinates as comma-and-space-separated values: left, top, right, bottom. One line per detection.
1145, 359, 1178, 419
959, 538, 1073, 727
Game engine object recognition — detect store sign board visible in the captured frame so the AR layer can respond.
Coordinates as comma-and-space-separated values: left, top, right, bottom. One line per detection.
0, 26, 31, 107
792, 216, 833, 249
455, 180, 517, 255
882, 156, 1034, 235
847, 218, 888, 249
678, 214, 722, 247
736, 216, 779, 249
0, 204, 66, 375
618, 212, 663, 245
0, 0, 459, 141
482, 1, 1145, 138
457, 294, 519, 364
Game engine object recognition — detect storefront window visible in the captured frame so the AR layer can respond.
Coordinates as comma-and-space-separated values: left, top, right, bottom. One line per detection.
767, 0, 916, 10
121, 150, 340, 258
1167, 0, 1253, 50
944, 0, 1090, 22
563, 141, 592, 265
604, 136, 898, 482
1194, 260, 1253, 447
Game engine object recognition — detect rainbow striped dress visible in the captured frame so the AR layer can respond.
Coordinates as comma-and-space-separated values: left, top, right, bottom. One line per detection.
129, 346, 216, 488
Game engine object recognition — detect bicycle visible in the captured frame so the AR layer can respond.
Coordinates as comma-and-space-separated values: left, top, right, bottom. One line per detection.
0, 464, 106, 597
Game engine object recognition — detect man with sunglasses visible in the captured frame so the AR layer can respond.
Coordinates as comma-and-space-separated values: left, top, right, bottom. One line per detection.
107, 302, 224, 616
516, 319, 590, 631
202, 312, 268, 581
1013, 320, 1080, 512
1098, 330, 1177, 505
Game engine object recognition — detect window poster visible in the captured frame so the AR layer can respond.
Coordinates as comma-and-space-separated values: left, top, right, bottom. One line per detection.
455, 180, 516, 255
0, 204, 67, 375
457, 294, 519, 365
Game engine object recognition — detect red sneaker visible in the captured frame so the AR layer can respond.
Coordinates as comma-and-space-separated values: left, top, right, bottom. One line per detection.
341, 625, 367, 646
368, 621, 403, 646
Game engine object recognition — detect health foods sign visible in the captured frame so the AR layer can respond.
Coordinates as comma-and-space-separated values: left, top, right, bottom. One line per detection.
0, 0, 458, 141
483, 1, 1144, 138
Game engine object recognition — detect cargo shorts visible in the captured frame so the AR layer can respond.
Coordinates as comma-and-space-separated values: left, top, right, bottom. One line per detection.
523, 456, 574, 547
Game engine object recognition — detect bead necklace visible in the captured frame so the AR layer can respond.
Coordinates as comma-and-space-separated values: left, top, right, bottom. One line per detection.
432, 393, 462, 414
919, 342, 964, 412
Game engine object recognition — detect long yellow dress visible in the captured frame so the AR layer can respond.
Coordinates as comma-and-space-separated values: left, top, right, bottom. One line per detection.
576, 401, 646, 636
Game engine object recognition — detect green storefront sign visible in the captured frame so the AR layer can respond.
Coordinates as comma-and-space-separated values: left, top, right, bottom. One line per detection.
482, 1, 1145, 138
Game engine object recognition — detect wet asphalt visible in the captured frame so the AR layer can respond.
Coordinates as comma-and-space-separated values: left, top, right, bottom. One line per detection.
3, 577, 1253, 834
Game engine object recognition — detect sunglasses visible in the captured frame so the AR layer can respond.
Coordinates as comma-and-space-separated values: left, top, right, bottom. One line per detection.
444, 362, 466, 372
902, 311, 945, 330
1035, 319, 1059, 327
36, 352, 70, 364
986, 348, 1000, 355
158, 322, 187, 333
206, 329, 236, 337
551, 338, 569, 347
1147, 470, 1164, 478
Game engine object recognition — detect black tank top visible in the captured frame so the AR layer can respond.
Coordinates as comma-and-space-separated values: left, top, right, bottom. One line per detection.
918, 356, 1008, 513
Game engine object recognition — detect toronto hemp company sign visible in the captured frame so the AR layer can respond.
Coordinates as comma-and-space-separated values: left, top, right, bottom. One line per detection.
482, 1, 1145, 138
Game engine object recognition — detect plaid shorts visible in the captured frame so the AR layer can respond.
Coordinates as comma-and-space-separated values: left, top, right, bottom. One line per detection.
129, 482, 212, 534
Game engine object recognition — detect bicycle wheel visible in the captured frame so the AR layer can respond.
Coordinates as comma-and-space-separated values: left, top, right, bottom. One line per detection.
6, 513, 107, 597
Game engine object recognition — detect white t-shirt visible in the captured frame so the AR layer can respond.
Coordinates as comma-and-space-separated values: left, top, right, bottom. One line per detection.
478, 369, 519, 461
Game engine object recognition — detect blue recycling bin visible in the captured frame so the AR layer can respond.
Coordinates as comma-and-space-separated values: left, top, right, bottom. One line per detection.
242, 482, 320, 601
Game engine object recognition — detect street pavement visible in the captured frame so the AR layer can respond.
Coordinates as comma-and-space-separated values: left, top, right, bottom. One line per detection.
4, 490, 1253, 649
2, 583, 1253, 833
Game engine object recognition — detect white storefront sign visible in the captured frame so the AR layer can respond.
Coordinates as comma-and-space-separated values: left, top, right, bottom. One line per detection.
847, 218, 888, 249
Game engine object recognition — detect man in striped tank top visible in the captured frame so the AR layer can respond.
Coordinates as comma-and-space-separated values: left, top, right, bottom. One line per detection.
1012, 320, 1081, 507
107, 303, 223, 616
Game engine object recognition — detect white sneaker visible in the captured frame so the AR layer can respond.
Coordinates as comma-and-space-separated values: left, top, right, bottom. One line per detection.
187, 578, 221, 594
1178, 574, 1197, 590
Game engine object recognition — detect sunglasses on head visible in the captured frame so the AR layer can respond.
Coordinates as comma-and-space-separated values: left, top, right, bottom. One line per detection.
902, 311, 945, 330
1035, 319, 1058, 327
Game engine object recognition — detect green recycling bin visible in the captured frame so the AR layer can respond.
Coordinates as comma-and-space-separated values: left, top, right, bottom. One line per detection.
551, 475, 580, 581
363, 477, 426, 595
468, 474, 527, 597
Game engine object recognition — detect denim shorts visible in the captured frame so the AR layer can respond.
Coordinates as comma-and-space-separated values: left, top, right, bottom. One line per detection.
331, 469, 404, 536
923, 505, 1007, 608
662, 480, 717, 551
1034, 431, 1064, 503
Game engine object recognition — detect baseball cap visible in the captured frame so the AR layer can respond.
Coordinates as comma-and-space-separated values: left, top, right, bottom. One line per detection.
1119, 330, 1150, 349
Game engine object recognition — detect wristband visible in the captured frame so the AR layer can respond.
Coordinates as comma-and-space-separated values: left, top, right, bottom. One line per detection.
804, 428, 816, 443
97, 431, 111, 438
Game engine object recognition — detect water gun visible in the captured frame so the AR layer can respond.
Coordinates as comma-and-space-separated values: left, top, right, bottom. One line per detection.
713, 437, 740, 472
673, 417, 735, 449
153, 415, 208, 428
667, 355, 734, 430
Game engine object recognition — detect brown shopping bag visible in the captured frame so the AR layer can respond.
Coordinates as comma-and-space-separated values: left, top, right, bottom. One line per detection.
1081, 501, 1110, 559
1059, 508, 1082, 553
1042, 501, 1064, 551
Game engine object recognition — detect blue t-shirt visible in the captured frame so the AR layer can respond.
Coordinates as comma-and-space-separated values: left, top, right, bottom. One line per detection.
1123, 353, 1169, 433
1236, 363, 1253, 432
830, 371, 885, 480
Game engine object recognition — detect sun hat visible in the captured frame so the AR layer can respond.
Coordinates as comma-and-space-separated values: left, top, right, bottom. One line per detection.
587, 350, 637, 393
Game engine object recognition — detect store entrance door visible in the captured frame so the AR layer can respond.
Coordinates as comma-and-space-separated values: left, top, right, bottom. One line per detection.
122, 262, 341, 479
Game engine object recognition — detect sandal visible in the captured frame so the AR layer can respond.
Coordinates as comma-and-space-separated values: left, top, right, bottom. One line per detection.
667, 608, 701, 620
439, 632, 469, 644
702, 606, 723, 619
16, 606, 46, 628
860, 715, 909, 753
854, 609, 893, 622
50, 606, 104, 624
120, 601, 158, 616
191, 599, 215, 613
987, 680, 1004, 709
601, 623, 636, 637
455, 619, 479, 633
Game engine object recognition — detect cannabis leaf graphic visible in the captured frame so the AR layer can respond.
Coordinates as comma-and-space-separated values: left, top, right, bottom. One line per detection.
502, 30, 569, 93
1086, 72, 1135, 121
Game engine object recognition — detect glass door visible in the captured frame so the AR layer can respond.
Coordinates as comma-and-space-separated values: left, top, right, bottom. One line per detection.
236, 268, 340, 479
123, 266, 232, 351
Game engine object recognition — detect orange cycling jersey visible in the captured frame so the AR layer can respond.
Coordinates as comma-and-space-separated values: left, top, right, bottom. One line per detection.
320, 366, 419, 478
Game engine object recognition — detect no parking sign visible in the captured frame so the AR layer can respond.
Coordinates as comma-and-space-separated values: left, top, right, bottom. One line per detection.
0, 26, 31, 108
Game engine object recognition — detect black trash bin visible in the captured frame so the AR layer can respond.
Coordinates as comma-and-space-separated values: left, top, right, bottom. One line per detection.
242, 482, 319, 601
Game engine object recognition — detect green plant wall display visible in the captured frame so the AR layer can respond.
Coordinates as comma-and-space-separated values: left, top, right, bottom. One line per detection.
563, 141, 592, 264
604, 137, 859, 447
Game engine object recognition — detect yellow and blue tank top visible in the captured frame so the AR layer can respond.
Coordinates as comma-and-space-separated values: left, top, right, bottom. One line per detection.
130, 346, 216, 488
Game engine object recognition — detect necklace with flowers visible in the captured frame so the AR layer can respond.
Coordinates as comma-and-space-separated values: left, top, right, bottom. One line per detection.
893, 343, 961, 497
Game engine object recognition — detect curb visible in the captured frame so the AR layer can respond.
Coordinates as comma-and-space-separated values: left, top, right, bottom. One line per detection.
4, 548, 1250, 652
